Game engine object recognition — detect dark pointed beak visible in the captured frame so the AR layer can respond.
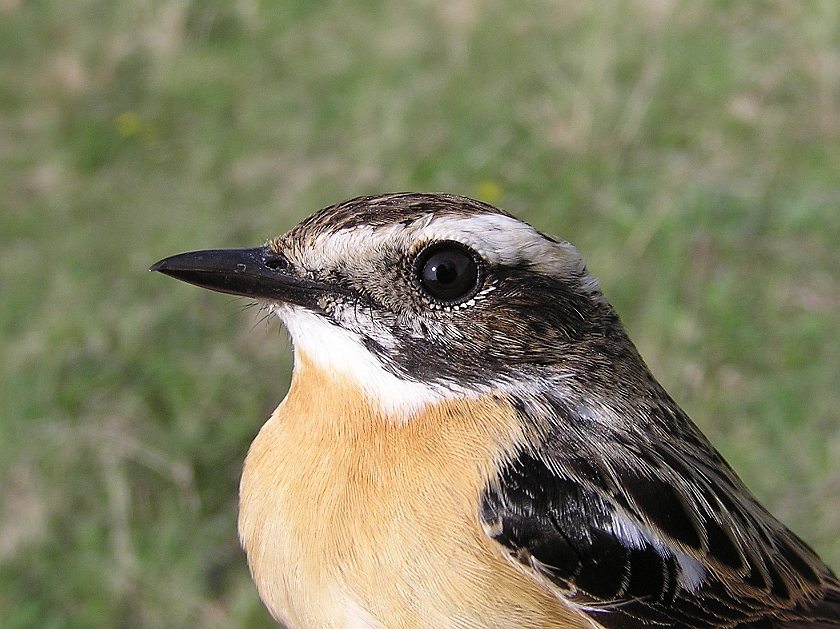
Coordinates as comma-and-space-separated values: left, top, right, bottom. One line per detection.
150, 246, 336, 307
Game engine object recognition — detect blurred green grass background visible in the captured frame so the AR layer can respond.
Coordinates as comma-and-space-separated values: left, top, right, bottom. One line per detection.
1, 0, 839, 627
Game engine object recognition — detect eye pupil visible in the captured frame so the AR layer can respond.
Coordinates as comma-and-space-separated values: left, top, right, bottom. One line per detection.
417, 243, 480, 303
432, 260, 458, 284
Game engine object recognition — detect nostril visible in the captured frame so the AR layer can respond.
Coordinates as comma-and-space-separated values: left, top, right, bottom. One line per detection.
264, 253, 291, 272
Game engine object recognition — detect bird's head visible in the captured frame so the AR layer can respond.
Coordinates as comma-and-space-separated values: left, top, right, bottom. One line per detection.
151, 193, 643, 418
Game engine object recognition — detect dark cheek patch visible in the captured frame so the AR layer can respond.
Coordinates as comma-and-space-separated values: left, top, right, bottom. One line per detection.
345, 264, 613, 390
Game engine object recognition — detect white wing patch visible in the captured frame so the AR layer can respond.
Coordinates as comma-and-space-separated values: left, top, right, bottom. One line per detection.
609, 511, 707, 593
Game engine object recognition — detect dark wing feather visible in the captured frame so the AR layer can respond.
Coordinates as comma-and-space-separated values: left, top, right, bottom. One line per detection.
481, 394, 840, 629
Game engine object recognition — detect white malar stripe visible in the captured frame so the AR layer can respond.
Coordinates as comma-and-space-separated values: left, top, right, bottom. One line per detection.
273, 305, 451, 420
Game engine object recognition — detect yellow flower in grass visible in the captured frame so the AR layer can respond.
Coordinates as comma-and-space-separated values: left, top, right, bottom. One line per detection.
475, 179, 502, 205
115, 111, 142, 138
115, 111, 160, 143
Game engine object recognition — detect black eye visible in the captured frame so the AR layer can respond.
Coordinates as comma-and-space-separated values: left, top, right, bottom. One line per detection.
415, 242, 481, 304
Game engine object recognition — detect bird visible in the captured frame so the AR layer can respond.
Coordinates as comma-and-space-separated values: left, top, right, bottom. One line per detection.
151, 192, 840, 629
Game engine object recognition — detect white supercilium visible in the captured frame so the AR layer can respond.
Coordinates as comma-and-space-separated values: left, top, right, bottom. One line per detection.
292, 212, 601, 297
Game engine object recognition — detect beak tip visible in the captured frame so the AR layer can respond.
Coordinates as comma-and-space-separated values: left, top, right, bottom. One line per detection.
150, 255, 181, 274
